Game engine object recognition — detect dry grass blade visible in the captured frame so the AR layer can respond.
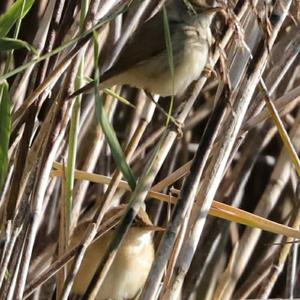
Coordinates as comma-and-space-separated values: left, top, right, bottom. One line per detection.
52, 163, 300, 239
1, 0, 300, 299
259, 79, 300, 176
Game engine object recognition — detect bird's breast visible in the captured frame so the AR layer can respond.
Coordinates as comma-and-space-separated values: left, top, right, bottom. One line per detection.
126, 41, 208, 96
71, 228, 154, 300
108, 26, 210, 97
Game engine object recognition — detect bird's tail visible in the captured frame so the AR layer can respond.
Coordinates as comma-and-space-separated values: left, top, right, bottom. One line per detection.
67, 80, 95, 99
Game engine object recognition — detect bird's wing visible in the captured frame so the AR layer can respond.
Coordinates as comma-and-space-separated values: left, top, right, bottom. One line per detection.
68, 13, 177, 98
101, 11, 174, 81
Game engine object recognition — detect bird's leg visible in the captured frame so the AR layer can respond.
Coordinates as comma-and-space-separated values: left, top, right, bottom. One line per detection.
144, 90, 184, 137
202, 65, 217, 78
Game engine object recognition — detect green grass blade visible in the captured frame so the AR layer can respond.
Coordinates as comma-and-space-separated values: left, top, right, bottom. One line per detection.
0, 37, 37, 53
0, 0, 35, 38
162, 7, 174, 80
162, 6, 174, 126
103, 88, 135, 108
92, 32, 136, 190
0, 81, 11, 191
0, 1, 130, 82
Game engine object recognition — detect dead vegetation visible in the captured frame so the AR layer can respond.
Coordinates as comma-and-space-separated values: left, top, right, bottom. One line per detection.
0, 0, 300, 299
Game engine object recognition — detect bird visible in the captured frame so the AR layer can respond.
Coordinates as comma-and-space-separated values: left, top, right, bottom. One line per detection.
69, 206, 161, 300
68, 0, 220, 99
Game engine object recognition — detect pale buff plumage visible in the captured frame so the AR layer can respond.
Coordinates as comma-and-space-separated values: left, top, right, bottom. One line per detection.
69, 1, 218, 99
71, 226, 154, 300
70, 207, 156, 300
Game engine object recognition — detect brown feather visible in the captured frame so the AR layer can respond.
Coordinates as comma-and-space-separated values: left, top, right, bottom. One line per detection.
100, 11, 168, 82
